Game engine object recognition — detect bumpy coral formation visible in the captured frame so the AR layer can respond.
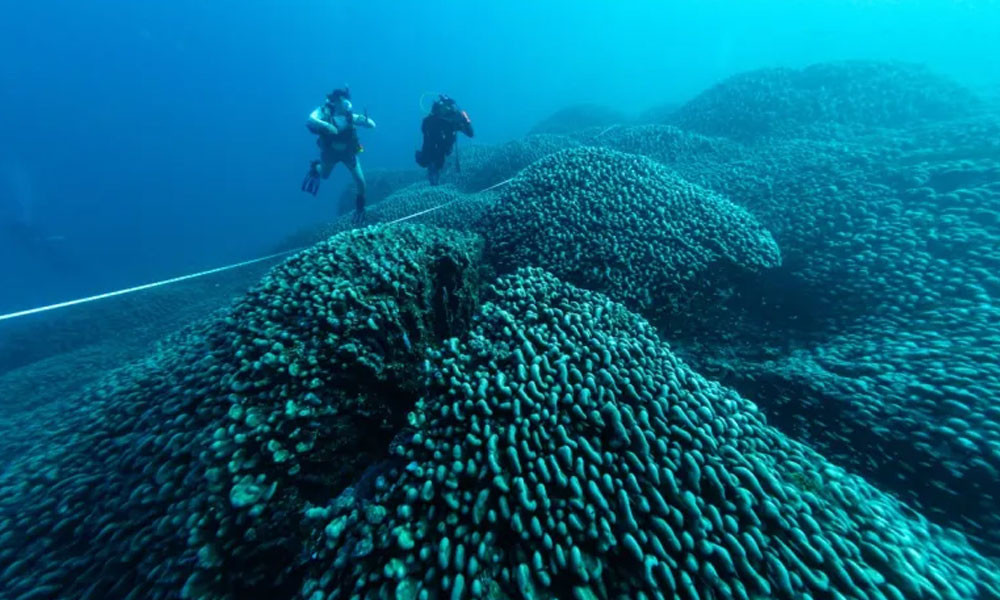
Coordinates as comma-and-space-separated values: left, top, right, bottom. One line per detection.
187, 226, 483, 596
672, 60, 980, 141
343, 184, 498, 234
445, 134, 581, 193
479, 66, 1000, 559
304, 268, 999, 600
0, 225, 483, 600
658, 111, 1000, 556
486, 147, 780, 320
598, 123, 745, 167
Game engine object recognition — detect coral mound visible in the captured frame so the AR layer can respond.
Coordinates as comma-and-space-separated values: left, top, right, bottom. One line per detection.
486, 146, 780, 319
672, 60, 980, 141
304, 268, 999, 600
337, 184, 497, 235
0, 225, 484, 600
446, 134, 581, 193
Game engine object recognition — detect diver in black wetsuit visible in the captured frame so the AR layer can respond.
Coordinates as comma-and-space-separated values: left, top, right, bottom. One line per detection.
415, 95, 473, 185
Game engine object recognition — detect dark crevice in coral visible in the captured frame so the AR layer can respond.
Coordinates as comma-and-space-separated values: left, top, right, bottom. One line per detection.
429, 252, 478, 341
201, 233, 490, 600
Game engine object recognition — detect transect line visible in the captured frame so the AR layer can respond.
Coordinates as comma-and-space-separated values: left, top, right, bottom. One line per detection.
0, 177, 516, 322
385, 176, 515, 225
0, 249, 299, 322
594, 124, 621, 139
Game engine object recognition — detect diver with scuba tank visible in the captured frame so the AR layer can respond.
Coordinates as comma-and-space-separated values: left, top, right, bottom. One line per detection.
301, 87, 376, 222
415, 95, 473, 185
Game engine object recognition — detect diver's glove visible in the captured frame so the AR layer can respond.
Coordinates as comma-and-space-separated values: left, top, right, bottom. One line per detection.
301, 160, 321, 196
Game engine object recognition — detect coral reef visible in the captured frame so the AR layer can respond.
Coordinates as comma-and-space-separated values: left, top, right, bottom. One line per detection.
486, 147, 780, 321
305, 268, 999, 600
637, 108, 1000, 557
0, 226, 483, 599
672, 61, 981, 141
443, 134, 581, 193
2, 59, 999, 600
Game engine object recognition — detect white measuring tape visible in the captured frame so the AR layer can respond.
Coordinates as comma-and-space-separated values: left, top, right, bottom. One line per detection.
593, 124, 621, 139
0, 178, 515, 323
384, 177, 514, 225
0, 250, 299, 322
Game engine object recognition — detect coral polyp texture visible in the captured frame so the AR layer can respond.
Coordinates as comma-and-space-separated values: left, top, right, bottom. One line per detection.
444, 134, 581, 193
304, 268, 999, 600
656, 110, 1000, 555
342, 184, 499, 234
0, 225, 484, 600
671, 60, 981, 141
486, 147, 781, 321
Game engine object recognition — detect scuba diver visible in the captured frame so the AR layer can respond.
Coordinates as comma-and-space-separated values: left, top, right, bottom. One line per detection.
415, 95, 473, 185
301, 87, 376, 221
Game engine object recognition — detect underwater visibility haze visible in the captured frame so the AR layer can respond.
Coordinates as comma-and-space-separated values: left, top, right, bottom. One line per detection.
1, 1, 1000, 599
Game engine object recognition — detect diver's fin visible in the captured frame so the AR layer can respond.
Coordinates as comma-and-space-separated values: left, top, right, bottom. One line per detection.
301, 161, 321, 195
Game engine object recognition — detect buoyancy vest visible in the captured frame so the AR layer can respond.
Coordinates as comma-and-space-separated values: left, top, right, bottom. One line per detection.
318, 106, 361, 152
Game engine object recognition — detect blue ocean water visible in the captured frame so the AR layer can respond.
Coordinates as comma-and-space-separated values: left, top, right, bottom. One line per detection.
1, 0, 997, 313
